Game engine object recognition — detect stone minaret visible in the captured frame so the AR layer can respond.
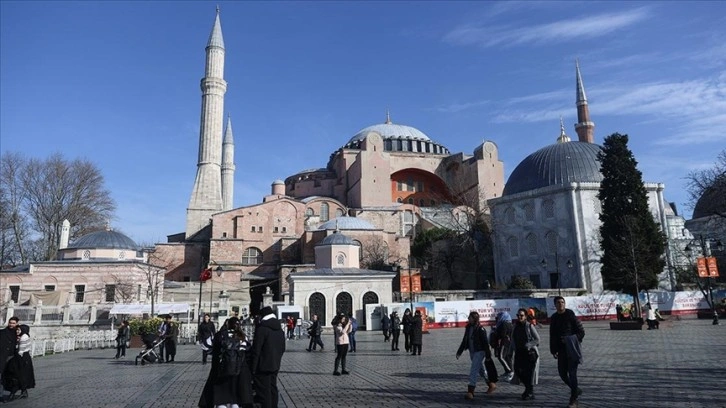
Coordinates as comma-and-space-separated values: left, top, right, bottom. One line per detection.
574, 60, 594, 143
221, 114, 235, 211
186, 7, 227, 237
59, 219, 70, 249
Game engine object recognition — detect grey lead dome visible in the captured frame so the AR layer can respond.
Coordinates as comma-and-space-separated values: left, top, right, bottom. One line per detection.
503, 141, 604, 196
68, 230, 139, 250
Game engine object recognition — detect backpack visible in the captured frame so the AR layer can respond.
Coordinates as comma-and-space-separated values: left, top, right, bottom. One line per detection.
218, 332, 242, 377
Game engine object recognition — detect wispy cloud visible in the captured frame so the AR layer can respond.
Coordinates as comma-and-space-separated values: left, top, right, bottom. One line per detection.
490, 72, 726, 146
444, 8, 650, 48
432, 100, 490, 113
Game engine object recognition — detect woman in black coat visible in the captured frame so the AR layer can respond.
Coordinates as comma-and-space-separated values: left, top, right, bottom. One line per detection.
409, 310, 423, 355
401, 309, 413, 352
198, 318, 253, 408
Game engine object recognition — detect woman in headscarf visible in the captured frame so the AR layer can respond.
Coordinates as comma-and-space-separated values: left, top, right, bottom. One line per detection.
3, 324, 34, 400
511, 308, 540, 400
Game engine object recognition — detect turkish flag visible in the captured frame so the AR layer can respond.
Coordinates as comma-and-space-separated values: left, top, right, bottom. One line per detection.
200, 268, 212, 282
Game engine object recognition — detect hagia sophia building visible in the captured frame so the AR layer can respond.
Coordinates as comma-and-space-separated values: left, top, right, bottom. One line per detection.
2, 9, 696, 322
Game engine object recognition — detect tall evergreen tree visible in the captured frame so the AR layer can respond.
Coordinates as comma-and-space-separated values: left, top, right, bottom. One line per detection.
597, 133, 666, 307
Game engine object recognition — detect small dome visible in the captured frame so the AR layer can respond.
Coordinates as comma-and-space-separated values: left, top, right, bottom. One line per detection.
272, 179, 284, 185
318, 216, 376, 231
692, 176, 726, 219
347, 123, 432, 145
317, 231, 358, 246
68, 230, 139, 251
504, 141, 603, 196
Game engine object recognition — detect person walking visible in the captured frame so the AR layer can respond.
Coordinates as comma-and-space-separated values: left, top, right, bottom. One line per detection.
348, 314, 358, 353
0, 317, 18, 402
333, 314, 352, 375
198, 317, 254, 408
380, 313, 391, 342
549, 296, 585, 408
285, 316, 295, 340
410, 310, 423, 356
401, 309, 413, 352
493, 311, 514, 381
455, 311, 496, 400
390, 311, 401, 351
198, 314, 217, 365
306, 314, 324, 352
114, 320, 130, 359
162, 315, 178, 362
512, 308, 540, 401
250, 306, 286, 408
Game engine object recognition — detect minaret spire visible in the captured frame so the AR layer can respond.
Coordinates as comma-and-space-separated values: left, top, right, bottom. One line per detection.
557, 116, 571, 143
574, 59, 594, 143
187, 8, 228, 237
221, 114, 236, 211
385, 108, 392, 124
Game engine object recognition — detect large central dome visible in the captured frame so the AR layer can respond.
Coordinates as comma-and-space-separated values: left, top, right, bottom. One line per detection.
347, 122, 431, 145
503, 141, 604, 196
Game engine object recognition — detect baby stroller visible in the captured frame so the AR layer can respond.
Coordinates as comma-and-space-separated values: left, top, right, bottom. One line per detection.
135, 334, 165, 366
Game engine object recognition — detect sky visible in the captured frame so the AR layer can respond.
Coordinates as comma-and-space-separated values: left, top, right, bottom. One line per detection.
1, 1, 725, 245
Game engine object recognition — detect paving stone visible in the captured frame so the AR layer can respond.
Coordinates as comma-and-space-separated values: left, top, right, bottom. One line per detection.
9, 317, 726, 408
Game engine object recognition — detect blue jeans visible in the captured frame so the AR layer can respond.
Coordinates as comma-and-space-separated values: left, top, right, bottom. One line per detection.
349, 331, 357, 351
557, 349, 579, 397
468, 350, 488, 387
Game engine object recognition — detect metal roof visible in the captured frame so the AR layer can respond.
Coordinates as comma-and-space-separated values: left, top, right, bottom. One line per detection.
503, 141, 604, 196
347, 123, 432, 144
317, 217, 376, 231
67, 230, 140, 251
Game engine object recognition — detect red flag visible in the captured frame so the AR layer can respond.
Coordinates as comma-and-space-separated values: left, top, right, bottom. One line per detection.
200, 268, 212, 282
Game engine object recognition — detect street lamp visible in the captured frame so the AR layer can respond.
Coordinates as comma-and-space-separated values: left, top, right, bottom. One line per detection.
541, 253, 573, 297
210, 265, 224, 318
198, 264, 224, 323
685, 238, 723, 325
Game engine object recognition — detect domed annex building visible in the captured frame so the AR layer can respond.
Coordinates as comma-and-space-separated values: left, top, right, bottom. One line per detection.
488, 64, 690, 293
0, 220, 163, 309
154, 9, 505, 319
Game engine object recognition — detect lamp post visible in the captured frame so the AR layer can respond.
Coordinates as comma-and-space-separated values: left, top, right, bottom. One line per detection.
541, 252, 573, 297
210, 266, 224, 318
685, 238, 723, 325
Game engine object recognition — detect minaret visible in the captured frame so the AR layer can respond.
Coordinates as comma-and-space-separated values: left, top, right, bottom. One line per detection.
221, 114, 235, 211
186, 7, 228, 237
574, 60, 594, 143
59, 219, 70, 250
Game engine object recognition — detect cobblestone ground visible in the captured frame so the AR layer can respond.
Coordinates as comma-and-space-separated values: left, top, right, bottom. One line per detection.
9, 317, 726, 408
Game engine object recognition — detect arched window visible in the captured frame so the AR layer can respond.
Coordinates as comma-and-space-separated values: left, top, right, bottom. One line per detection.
523, 204, 535, 221
505, 207, 516, 224
362, 291, 379, 313
542, 200, 555, 219
526, 233, 537, 256
546, 231, 558, 252
397, 197, 403, 203
309, 292, 326, 324
242, 247, 263, 265
320, 203, 329, 222
336, 292, 353, 316
407, 198, 414, 204
305, 208, 314, 217
507, 237, 519, 257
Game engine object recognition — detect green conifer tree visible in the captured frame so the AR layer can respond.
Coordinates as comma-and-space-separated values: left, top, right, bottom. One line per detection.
597, 133, 666, 312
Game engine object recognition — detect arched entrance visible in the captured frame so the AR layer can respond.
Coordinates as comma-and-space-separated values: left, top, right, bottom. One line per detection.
335, 292, 352, 316
309, 292, 326, 324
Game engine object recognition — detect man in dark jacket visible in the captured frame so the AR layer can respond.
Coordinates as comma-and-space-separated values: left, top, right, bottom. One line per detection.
549, 296, 585, 408
0, 317, 18, 401
197, 313, 216, 364
381, 313, 391, 342
306, 314, 324, 352
251, 306, 286, 408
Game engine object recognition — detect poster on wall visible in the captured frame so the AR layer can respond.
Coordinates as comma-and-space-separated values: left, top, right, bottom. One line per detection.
518, 298, 548, 322
432, 298, 519, 328
545, 293, 632, 320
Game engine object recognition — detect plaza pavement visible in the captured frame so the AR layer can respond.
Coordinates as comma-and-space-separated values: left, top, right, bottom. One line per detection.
8, 317, 725, 408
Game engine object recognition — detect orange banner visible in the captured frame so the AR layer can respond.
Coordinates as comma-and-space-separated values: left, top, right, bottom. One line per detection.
400, 274, 422, 293
697, 257, 709, 278
706, 257, 719, 277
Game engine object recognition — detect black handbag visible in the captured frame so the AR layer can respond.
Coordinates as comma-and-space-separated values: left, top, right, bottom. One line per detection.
528, 348, 539, 363
484, 357, 498, 383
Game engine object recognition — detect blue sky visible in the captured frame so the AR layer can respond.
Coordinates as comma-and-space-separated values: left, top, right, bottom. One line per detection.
1, 1, 725, 245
